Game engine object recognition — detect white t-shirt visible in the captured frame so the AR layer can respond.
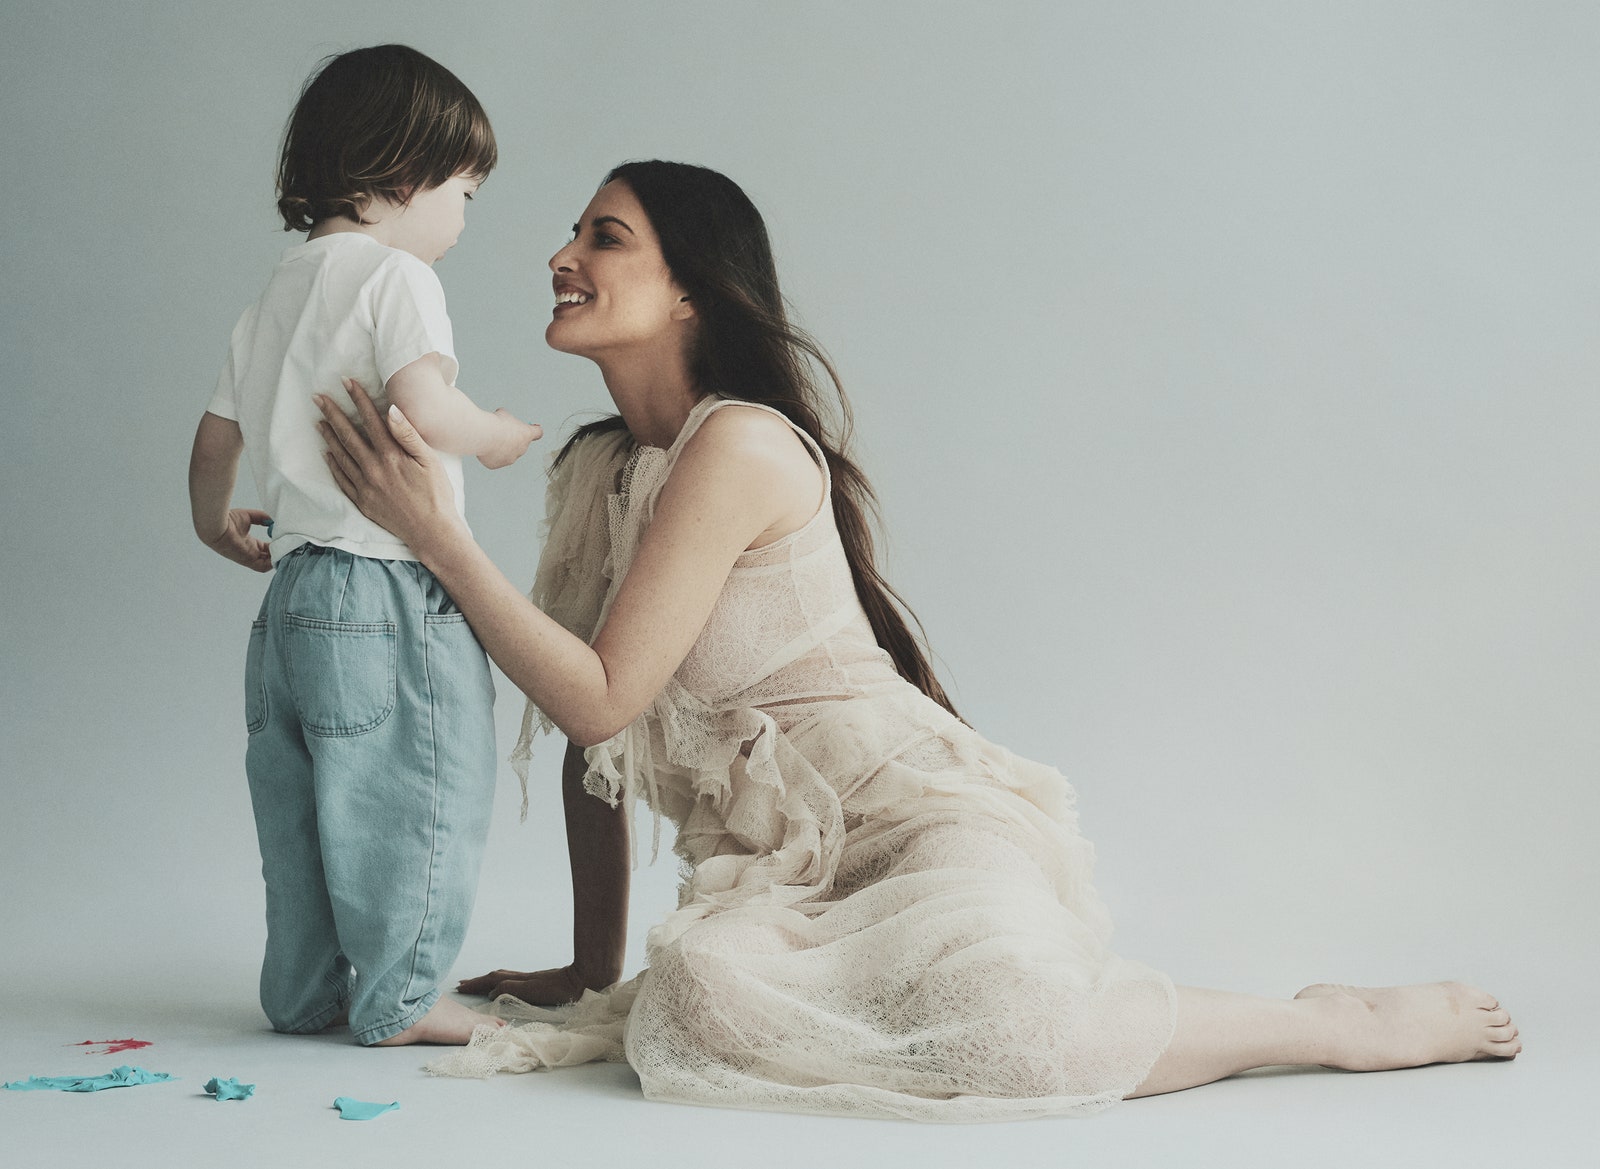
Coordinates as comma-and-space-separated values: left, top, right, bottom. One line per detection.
208, 233, 469, 563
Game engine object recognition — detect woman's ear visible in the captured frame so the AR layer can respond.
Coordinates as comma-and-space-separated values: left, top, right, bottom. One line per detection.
670, 292, 696, 322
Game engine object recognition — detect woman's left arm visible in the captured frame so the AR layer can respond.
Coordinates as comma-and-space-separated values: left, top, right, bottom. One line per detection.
316, 381, 814, 746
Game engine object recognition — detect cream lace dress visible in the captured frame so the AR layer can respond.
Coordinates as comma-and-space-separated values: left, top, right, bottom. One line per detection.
428, 395, 1176, 1121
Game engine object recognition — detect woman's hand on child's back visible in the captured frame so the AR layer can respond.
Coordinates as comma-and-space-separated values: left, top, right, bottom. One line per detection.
317, 378, 467, 560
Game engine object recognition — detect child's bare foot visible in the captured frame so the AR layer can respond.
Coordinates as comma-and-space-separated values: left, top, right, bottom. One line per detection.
1294, 981, 1522, 1070
371, 996, 507, 1047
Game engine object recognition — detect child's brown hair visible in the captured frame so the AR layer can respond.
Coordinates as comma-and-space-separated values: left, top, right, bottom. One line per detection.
276, 44, 497, 233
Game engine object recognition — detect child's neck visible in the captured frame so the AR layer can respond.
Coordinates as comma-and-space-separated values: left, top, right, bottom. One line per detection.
308, 196, 406, 250
308, 215, 388, 246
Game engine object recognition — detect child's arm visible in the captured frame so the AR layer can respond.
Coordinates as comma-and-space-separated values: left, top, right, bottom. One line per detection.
188, 412, 272, 572
384, 353, 542, 469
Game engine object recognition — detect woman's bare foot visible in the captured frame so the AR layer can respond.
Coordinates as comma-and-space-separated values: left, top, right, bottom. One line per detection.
370, 996, 508, 1047
1293, 981, 1522, 1070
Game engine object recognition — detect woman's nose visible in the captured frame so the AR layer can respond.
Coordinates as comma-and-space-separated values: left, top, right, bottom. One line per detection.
549, 242, 576, 272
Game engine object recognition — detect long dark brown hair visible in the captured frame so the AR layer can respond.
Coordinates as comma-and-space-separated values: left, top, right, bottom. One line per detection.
556, 160, 958, 717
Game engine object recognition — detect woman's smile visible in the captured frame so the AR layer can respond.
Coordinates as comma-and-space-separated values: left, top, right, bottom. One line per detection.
552, 282, 593, 312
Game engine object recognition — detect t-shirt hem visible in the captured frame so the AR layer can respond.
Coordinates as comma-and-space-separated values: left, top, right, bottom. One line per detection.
270, 533, 419, 564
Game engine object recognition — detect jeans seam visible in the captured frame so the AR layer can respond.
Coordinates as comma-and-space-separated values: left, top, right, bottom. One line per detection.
402, 575, 443, 1003
334, 552, 352, 620
245, 618, 269, 734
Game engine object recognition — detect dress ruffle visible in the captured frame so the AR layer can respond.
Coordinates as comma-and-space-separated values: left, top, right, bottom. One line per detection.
438, 397, 1175, 1120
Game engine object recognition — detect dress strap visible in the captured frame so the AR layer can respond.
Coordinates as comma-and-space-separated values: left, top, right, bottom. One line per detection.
668, 395, 833, 497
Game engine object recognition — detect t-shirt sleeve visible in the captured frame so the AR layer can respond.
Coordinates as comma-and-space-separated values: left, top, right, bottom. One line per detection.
367, 255, 459, 387
205, 335, 240, 421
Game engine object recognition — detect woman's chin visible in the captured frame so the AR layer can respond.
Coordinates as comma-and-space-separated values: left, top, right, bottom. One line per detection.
544, 323, 583, 355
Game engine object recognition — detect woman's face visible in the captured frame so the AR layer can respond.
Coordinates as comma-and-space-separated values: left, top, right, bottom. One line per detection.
546, 180, 693, 361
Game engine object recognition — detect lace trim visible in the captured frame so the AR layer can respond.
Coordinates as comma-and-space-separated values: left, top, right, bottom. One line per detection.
516, 396, 848, 873
510, 427, 632, 818
424, 979, 642, 1077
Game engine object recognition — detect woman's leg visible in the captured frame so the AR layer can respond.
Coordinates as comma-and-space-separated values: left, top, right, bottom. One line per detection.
1128, 981, 1521, 1098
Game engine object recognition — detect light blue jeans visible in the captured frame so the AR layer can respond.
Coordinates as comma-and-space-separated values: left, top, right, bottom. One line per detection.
244, 544, 497, 1044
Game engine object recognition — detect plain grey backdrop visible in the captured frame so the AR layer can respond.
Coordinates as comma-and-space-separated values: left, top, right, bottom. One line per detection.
3, 2, 1595, 1166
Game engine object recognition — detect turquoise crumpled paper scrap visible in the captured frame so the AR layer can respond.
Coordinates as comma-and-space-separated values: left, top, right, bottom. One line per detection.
333, 1096, 399, 1120
4, 1066, 177, 1093
204, 1076, 255, 1101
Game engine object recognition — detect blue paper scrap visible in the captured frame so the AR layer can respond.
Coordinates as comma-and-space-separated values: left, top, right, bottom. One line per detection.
4, 1065, 177, 1093
333, 1095, 400, 1121
204, 1076, 256, 1101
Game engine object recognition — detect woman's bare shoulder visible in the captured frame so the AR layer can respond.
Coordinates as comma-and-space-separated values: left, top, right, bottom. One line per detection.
674, 401, 823, 535
686, 401, 816, 474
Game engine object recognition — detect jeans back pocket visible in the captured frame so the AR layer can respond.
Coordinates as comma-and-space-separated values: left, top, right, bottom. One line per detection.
283, 615, 397, 737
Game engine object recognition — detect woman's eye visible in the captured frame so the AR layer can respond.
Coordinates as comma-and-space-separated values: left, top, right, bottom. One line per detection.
596, 232, 618, 247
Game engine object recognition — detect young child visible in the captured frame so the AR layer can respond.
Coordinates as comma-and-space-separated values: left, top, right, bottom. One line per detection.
187, 44, 538, 1046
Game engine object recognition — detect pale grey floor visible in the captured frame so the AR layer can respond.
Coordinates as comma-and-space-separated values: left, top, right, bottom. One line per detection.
3, 778, 1593, 1169
0, 964, 1587, 1169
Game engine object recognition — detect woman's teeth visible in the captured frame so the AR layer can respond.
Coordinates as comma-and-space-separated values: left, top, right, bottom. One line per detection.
555, 291, 591, 305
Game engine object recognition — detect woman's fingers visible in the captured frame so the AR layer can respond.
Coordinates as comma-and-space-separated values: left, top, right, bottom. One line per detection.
313, 391, 370, 469
384, 403, 429, 457
323, 447, 358, 501
457, 968, 531, 995
318, 415, 368, 493
457, 967, 589, 1006
374, 398, 441, 474
341, 377, 389, 442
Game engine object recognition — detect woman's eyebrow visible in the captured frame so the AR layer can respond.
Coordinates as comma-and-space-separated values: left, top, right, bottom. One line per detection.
593, 215, 636, 235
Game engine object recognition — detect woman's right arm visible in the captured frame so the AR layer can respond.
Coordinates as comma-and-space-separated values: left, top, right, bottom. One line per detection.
457, 740, 630, 1003
315, 379, 811, 747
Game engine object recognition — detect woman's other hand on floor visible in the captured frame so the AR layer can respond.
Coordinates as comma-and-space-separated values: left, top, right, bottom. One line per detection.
457, 965, 594, 1006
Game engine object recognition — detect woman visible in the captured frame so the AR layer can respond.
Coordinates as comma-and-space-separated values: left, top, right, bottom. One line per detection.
316, 160, 1519, 1120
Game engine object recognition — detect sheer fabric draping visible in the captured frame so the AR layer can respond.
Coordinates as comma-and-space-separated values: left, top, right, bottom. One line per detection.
428, 396, 1175, 1121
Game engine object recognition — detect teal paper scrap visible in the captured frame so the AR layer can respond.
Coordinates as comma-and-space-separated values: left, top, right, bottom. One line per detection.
204, 1076, 255, 1101
333, 1096, 400, 1121
4, 1065, 177, 1093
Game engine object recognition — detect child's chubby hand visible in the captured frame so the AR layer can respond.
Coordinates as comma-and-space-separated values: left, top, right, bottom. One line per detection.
204, 508, 273, 573
478, 408, 543, 470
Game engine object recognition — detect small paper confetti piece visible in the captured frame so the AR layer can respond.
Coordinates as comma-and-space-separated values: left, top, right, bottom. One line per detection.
4, 1066, 176, 1093
333, 1096, 399, 1120
72, 1039, 153, 1055
204, 1076, 255, 1101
